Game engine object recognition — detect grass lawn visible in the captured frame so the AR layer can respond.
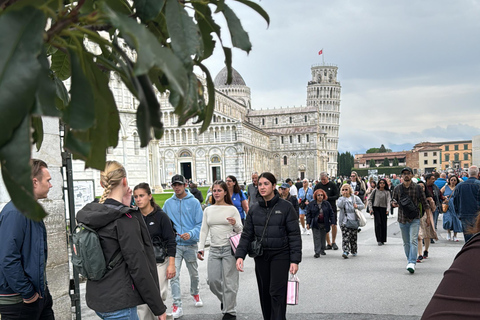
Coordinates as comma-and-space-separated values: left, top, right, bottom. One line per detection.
153, 186, 210, 207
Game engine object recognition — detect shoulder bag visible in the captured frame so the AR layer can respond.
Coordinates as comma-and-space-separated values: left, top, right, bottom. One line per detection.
248, 204, 276, 258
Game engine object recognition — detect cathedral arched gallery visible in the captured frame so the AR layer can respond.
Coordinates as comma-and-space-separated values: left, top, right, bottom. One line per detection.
73, 64, 341, 194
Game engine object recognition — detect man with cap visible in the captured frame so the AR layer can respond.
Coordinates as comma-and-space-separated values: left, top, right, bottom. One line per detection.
163, 174, 204, 318
278, 183, 299, 216
392, 167, 431, 274
314, 172, 340, 250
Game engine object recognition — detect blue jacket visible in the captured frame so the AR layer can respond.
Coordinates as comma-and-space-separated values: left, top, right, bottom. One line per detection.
163, 190, 203, 246
298, 187, 314, 215
0, 202, 47, 300
453, 177, 480, 219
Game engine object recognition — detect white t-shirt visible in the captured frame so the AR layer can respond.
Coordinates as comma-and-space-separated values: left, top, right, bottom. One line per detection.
289, 184, 298, 196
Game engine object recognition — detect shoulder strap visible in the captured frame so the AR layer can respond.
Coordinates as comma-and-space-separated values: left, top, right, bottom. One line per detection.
259, 203, 277, 242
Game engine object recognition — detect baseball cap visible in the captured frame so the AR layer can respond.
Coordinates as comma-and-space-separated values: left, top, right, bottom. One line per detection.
401, 167, 413, 174
171, 174, 186, 185
279, 183, 290, 189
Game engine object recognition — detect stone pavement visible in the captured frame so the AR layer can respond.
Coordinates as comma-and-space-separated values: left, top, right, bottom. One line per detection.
79, 209, 463, 319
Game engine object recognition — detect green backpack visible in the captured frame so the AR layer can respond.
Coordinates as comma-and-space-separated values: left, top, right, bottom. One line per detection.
72, 204, 129, 281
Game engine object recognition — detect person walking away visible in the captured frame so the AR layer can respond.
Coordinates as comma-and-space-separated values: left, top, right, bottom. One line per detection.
197, 180, 243, 320
134, 183, 177, 320
0, 159, 55, 320
425, 173, 444, 235
306, 189, 334, 257
314, 172, 340, 250
367, 178, 391, 245
278, 183, 299, 216
434, 173, 447, 189
295, 178, 303, 192
76, 161, 167, 320
163, 174, 204, 318
235, 172, 301, 320
452, 165, 480, 242
226, 175, 249, 225
247, 172, 259, 207
337, 184, 365, 259
298, 179, 313, 235
440, 175, 462, 241
189, 182, 204, 204
392, 167, 432, 274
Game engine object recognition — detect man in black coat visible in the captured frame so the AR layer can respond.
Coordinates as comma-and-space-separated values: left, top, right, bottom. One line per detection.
189, 182, 204, 203
279, 183, 299, 217
314, 172, 340, 250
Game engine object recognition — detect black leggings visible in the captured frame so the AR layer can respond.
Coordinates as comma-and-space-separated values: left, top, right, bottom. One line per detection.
373, 206, 388, 243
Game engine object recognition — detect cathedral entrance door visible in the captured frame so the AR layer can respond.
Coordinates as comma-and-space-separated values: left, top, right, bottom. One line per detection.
300, 171, 305, 180
212, 166, 221, 181
181, 162, 192, 181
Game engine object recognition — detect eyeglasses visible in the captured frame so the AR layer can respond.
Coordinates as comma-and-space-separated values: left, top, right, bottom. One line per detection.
226, 179, 233, 182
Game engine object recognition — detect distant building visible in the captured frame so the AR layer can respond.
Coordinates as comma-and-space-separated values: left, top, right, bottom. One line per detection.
438, 140, 472, 171
354, 152, 407, 169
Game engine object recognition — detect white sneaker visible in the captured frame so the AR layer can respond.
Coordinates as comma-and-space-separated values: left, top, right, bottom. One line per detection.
172, 305, 183, 318
406, 263, 415, 274
302, 228, 307, 234
306, 229, 311, 235
446, 233, 451, 241
453, 236, 459, 242
192, 294, 203, 307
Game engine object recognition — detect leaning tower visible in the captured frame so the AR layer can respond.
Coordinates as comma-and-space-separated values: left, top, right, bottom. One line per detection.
306, 64, 341, 176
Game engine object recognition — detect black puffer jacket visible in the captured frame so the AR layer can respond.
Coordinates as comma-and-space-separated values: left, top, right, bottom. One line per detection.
235, 190, 302, 264
76, 199, 166, 315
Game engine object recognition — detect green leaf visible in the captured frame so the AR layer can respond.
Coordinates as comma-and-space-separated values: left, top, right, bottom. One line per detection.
64, 130, 91, 159
0, 6, 46, 148
63, 49, 95, 130
222, 4, 251, 53
165, 0, 203, 65
102, 0, 133, 16
31, 116, 44, 151
222, 46, 233, 83
196, 62, 215, 133
51, 46, 71, 80
134, 0, 165, 22
233, 0, 270, 26
0, 115, 47, 221
193, 1, 219, 60
54, 77, 69, 111
135, 74, 163, 147
33, 49, 60, 117
101, 3, 187, 96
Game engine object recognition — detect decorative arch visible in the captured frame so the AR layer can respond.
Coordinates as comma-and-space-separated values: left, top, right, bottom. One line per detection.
178, 149, 192, 158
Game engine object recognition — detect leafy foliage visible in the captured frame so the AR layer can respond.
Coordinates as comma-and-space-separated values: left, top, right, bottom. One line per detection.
366, 144, 392, 154
382, 157, 390, 167
337, 151, 355, 176
369, 159, 376, 167
393, 157, 399, 166
0, 0, 269, 220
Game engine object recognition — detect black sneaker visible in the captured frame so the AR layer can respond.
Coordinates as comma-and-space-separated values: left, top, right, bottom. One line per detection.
314, 253, 320, 258
378, 242, 384, 246
423, 250, 429, 258
332, 243, 339, 250
326, 244, 333, 250
223, 313, 237, 320
320, 251, 326, 255
417, 255, 423, 263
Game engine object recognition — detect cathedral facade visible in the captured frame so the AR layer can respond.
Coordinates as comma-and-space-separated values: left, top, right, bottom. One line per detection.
73, 64, 341, 194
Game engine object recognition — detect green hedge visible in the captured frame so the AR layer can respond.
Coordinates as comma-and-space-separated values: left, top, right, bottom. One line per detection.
351, 166, 404, 177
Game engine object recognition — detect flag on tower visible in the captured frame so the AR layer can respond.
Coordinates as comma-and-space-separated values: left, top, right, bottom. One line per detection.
318, 49, 323, 55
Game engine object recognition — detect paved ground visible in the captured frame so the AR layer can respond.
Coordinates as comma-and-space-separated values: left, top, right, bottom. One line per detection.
78, 209, 463, 319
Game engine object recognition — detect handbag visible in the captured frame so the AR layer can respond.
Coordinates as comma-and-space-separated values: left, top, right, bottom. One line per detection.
152, 236, 167, 263
248, 204, 277, 258
355, 208, 367, 227
345, 219, 359, 229
287, 273, 299, 305
229, 232, 242, 254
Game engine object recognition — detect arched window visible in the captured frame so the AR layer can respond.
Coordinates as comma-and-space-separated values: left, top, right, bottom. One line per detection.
211, 155, 221, 163
283, 156, 287, 165
289, 117, 292, 124
133, 133, 140, 155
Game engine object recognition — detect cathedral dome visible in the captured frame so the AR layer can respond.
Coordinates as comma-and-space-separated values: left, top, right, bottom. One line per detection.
214, 67, 246, 87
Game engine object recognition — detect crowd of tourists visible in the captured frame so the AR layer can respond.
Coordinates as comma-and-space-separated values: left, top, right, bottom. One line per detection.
1, 159, 480, 320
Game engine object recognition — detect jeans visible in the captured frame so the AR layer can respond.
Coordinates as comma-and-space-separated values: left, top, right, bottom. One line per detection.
433, 209, 439, 230
171, 244, 200, 307
207, 246, 239, 315
399, 219, 420, 264
96, 307, 138, 320
0, 287, 54, 320
461, 217, 476, 242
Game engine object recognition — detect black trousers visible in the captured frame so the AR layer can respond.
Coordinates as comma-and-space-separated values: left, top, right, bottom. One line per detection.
0, 287, 54, 320
373, 206, 388, 243
254, 253, 290, 320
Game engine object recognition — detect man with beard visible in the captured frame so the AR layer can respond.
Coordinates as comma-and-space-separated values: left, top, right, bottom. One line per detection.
314, 172, 340, 250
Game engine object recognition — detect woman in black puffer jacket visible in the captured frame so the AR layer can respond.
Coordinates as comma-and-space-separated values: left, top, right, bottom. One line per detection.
235, 172, 301, 320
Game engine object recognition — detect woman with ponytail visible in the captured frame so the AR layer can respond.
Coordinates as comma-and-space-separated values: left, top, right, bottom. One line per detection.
76, 161, 166, 320
134, 183, 176, 320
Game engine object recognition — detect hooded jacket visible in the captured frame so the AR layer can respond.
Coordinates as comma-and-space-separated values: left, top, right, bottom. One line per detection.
162, 190, 203, 246
235, 190, 302, 264
76, 199, 165, 315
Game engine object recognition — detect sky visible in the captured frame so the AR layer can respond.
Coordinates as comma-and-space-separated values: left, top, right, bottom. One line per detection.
202, 0, 480, 155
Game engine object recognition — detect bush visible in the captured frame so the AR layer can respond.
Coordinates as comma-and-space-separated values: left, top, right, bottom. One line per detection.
351, 166, 404, 177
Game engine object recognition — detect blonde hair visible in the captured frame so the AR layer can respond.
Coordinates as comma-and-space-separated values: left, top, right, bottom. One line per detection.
99, 161, 126, 204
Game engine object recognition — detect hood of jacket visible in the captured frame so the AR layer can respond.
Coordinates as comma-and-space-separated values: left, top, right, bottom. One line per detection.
170, 189, 195, 201
76, 202, 127, 229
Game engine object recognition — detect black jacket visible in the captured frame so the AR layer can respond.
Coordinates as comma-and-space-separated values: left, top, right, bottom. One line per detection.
283, 194, 299, 216
190, 187, 204, 203
305, 200, 335, 232
143, 206, 177, 258
314, 181, 340, 212
235, 190, 302, 264
76, 199, 166, 315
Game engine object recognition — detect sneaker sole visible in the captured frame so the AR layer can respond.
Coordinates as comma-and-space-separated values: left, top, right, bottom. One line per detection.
407, 268, 415, 273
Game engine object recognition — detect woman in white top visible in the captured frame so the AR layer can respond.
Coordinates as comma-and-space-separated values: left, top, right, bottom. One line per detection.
197, 180, 243, 320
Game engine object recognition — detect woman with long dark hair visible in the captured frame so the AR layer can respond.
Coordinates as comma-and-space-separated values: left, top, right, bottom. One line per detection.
441, 175, 462, 241
226, 175, 249, 225
235, 172, 301, 320
197, 181, 242, 320
133, 183, 177, 320
367, 178, 391, 245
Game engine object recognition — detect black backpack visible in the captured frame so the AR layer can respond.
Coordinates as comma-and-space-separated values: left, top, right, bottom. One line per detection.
399, 185, 420, 220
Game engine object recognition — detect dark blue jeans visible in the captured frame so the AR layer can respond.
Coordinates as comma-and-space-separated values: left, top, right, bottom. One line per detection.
0, 288, 54, 320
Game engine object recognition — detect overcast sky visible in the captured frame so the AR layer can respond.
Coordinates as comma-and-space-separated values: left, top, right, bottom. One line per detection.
203, 0, 480, 154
